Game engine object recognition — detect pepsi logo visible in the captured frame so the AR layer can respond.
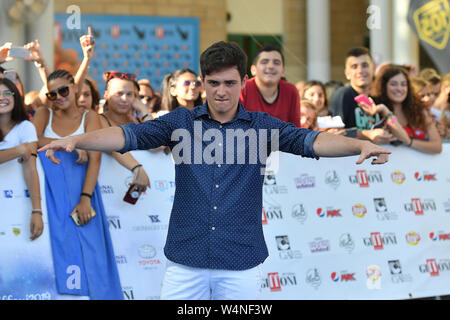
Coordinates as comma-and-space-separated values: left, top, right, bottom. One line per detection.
331, 272, 339, 282
430, 232, 438, 241
317, 208, 325, 218
414, 172, 422, 181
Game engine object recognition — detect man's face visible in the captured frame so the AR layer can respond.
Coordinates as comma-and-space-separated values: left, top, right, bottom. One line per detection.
251, 51, 285, 86
104, 78, 136, 114
202, 67, 247, 121
344, 54, 374, 90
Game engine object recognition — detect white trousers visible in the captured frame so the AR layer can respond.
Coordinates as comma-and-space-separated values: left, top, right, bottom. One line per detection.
160, 260, 263, 300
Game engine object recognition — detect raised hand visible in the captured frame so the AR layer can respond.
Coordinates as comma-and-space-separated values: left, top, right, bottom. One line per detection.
24, 40, 44, 64
0, 42, 13, 63
80, 26, 95, 61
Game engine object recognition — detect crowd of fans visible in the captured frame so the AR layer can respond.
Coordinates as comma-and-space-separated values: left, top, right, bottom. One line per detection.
1, 36, 450, 241
0, 32, 449, 298
296, 47, 449, 152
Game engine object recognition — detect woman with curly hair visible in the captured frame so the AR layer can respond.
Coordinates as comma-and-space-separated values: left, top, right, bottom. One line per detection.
360, 66, 441, 154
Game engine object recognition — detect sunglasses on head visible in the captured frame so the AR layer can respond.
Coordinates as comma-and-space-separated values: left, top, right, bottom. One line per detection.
105, 71, 137, 82
183, 80, 201, 87
139, 95, 153, 102
46, 86, 70, 101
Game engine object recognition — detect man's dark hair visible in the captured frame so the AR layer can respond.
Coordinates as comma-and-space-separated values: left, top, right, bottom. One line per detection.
0, 66, 5, 74
252, 43, 284, 66
345, 47, 373, 63
200, 41, 247, 80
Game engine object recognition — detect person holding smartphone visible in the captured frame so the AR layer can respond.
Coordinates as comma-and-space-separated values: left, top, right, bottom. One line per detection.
363, 66, 442, 154
99, 71, 151, 201
33, 69, 122, 299
329, 47, 394, 144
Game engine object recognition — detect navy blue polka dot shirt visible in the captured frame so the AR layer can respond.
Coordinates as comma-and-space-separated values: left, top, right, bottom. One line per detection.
119, 103, 320, 270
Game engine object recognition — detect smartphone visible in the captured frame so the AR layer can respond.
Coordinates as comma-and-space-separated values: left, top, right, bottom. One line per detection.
354, 94, 373, 107
7, 47, 30, 59
71, 207, 96, 226
371, 118, 386, 129
123, 185, 140, 205
4, 70, 17, 82
390, 140, 403, 146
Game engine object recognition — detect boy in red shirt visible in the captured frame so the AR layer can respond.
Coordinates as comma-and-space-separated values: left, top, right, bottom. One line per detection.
240, 44, 301, 127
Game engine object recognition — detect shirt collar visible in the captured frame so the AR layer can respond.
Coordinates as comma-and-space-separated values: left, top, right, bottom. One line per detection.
193, 101, 252, 122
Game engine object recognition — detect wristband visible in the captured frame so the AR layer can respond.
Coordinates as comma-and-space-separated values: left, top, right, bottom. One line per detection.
32, 209, 42, 215
31, 153, 37, 157
131, 164, 142, 172
81, 192, 92, 199
386, 116, 398, 126
407, 138, 414, 147
34, 61, 43, 68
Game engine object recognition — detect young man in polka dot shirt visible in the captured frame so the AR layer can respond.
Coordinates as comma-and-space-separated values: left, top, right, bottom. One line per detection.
40, 41, 391, 300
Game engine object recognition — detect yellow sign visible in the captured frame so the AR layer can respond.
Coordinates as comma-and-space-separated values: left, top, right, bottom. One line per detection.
413, 0, 450, 50
13, 228, 21, 236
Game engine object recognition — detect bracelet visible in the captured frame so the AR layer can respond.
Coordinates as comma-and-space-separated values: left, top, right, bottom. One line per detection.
407, 138, 414, 147
29, 194, 41, 199
81, 192, 92, 199
32, 209, 42, 215
386, 116, 398, 126
31, 153, 37, 157
131, 164, 142, 172
140, 113, 151, 122
34, 61, 43, 68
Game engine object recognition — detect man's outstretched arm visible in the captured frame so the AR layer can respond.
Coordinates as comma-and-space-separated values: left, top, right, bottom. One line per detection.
38, 127, 126, 164
312, 131, 391, 165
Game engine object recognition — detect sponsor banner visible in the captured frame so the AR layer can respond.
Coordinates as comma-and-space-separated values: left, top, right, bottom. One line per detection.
2, 145, 450, 299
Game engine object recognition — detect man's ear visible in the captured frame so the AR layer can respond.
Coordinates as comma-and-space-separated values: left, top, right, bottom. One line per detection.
250, 65, 257, 77
169, 86, 176, 97
241, 74, 249, 90
344, 67, 351, 80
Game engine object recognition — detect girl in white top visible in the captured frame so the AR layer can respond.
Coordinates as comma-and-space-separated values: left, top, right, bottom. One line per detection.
0, 78, 43, 240
99, 72, 151, 195
33, 70, 102, 225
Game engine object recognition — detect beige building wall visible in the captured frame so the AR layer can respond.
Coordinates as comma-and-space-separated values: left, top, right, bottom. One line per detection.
330, 0, 368, 82
226, 0, 283, 35
53, 0, 227, 53
282, 0, 307, 84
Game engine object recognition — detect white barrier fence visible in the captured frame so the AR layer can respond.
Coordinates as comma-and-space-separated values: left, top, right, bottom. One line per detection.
1, 144, 450, 300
